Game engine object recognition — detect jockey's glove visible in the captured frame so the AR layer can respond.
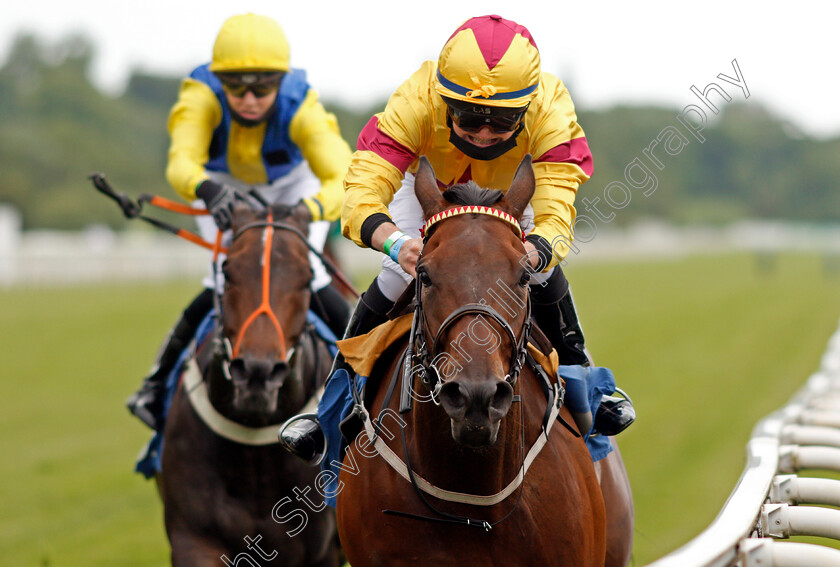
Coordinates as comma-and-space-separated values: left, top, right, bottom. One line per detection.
196, 180, 242, 231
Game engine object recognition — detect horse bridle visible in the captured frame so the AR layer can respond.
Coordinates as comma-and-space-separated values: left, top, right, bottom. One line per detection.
407, 210, 532, 403
213, 211, 313, 379
408, 275, 532, 403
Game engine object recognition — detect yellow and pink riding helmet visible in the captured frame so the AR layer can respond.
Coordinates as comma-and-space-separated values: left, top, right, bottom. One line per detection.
435, 15, 541, 111
435, 16, 541, 158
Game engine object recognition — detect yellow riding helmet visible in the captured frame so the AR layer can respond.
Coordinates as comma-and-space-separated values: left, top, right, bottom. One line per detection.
209, 13, 290, 73
435, 15, 541, 109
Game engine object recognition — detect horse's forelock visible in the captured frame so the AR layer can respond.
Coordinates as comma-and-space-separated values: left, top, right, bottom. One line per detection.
269, 203, 296, 219
441, 181, 504, 207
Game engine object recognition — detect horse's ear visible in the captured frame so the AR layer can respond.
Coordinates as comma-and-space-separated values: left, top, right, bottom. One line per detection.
414, 156, 448, 219
500, 154, 535, 221
291, 202, 311, 232
230, 202, 256, 231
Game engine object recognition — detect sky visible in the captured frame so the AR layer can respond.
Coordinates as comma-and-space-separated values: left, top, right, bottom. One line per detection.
3, 1, 840, 139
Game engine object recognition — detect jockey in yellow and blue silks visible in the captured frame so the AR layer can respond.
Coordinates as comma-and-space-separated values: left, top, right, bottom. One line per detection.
127, 13, 352, 432
279, 15, 634, 465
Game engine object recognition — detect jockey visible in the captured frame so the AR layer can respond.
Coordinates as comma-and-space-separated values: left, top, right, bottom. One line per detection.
279, 15, 634, 462
127, 13, 353, 431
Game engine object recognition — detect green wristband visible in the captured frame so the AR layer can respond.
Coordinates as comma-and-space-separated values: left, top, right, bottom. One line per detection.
383, 230, 408, 255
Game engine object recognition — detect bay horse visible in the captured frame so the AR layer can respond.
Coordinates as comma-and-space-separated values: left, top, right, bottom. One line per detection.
336, 156, 633, 566
159, 203, 341, 566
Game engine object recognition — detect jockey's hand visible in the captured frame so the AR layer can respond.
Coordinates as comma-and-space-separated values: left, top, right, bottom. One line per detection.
523, 239, 540, 269
397, 237, 423, 278
196, 180, 243, 231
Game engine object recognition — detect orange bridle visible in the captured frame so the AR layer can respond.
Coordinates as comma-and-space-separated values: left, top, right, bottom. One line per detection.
225, 211, 288, 360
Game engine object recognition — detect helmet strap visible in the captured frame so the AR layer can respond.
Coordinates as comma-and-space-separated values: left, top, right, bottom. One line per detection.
446, 116, 524, 161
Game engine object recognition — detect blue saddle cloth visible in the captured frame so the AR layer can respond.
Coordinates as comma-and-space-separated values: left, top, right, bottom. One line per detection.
317, 363, 616, 507
134, 310, 338, 479
557, 365, 616, 462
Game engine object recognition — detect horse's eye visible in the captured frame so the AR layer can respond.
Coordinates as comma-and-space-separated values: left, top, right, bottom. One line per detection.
518, 271, 531, 287
418, 270, 432, 287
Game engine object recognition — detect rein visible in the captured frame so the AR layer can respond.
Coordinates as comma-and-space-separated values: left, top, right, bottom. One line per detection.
89, 173, 360, 297
362, 347, 565, 530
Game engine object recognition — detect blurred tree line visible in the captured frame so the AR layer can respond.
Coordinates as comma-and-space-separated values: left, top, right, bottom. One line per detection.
1, 32, 838, 231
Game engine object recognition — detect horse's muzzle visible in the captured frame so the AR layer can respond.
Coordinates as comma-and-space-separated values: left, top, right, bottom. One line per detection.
438, 379, 514, 447
229, 355, 289, 413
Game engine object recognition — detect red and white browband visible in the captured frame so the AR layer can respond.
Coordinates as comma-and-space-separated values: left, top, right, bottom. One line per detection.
420, 206, 525, 242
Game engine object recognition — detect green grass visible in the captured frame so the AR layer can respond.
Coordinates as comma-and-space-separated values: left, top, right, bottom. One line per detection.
0, 280, 198, 567
565, 252, 840, 564
1, 252, 839, 566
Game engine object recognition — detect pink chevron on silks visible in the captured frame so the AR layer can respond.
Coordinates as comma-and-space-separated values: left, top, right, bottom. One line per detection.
446, 15, 537, 70
420, 205, 526, 242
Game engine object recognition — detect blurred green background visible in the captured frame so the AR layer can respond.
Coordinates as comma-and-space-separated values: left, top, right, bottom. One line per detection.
3, 30, 840, 567
2, 33, 839, 231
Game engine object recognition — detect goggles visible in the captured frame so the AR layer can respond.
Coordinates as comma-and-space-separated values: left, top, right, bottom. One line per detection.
217, 72, 284, 98
446, 100, 529, 134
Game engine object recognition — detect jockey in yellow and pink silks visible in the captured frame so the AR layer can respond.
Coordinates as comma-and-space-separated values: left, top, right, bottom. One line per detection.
279, 15, 634, 465
127, 13, 353, 432
343, 16, 591, 279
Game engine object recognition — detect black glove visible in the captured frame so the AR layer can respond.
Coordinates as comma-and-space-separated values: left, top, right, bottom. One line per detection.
196, 180, 240, 231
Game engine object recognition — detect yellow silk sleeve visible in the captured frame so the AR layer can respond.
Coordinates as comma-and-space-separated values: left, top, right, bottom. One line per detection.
526, 76, 592, 268
165, 78, 222, 201
340, 65, 438, 247
289, 89, 352, 222
341, 148, 407, 247
529, 162, 579, 265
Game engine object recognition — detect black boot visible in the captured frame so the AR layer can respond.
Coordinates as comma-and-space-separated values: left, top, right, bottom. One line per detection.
277, 413, 327, 465
594, 388, 636, 436
279, 280, 392, 463
530, 270, 590, 366
531, 271, 635, 436
127, 288, 213, 431
310, 283, 351, 339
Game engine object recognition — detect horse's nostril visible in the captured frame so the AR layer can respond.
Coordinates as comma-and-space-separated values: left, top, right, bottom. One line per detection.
489, 381, 514, 421
231, 356, 276, 383
438, 381, 467, 417
272, 361, 290, 385
229, 358, 246, 381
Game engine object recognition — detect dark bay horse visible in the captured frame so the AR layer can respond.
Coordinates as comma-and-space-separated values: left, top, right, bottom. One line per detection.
159, 203, 341, 566
336, 157, 633, 566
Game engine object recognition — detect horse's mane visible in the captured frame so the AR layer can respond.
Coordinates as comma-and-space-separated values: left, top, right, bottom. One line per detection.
441, 181, 504, 207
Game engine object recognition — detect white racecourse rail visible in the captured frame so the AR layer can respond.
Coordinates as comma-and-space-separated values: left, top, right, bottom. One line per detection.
647, 319, 840, 567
